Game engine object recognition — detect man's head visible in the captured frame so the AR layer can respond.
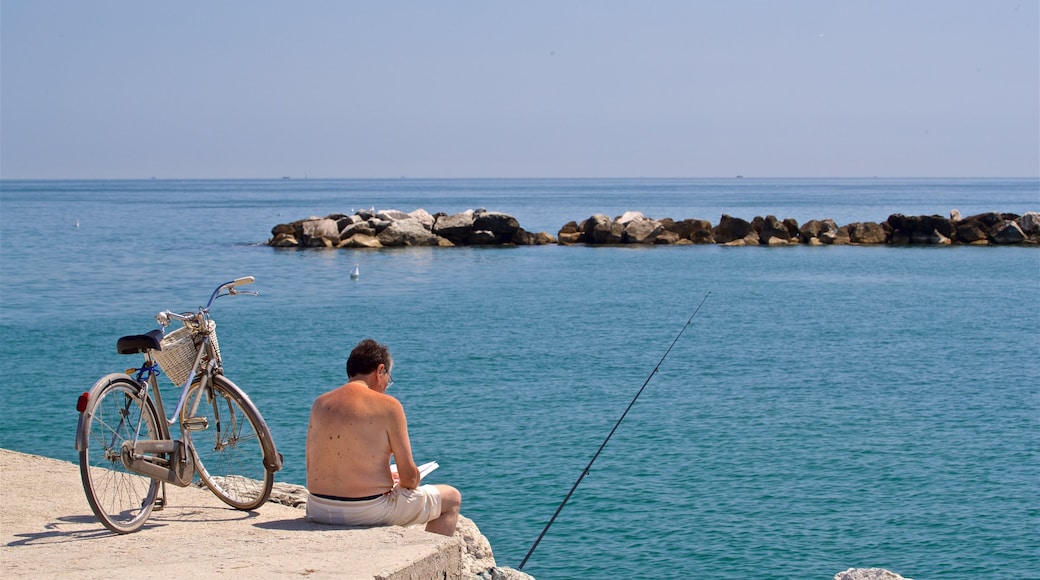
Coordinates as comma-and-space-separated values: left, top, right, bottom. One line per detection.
346, 338, 393, 379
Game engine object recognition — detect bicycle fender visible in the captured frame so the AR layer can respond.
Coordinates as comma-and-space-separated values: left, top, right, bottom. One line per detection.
74, 373, 148, 452
236, 391, 283, 473
213, 375, 283, 473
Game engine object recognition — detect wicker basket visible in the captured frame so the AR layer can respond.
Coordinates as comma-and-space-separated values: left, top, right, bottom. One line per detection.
153, 321, 219, 386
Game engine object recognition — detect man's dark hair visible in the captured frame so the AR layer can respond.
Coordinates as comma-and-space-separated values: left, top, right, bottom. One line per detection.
346, 339, 392, 378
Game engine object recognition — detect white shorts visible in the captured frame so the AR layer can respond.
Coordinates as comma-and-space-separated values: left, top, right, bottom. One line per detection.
306, 485, 442, 528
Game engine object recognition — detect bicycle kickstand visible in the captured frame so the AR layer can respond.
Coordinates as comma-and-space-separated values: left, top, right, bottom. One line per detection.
154, 481, 168, 511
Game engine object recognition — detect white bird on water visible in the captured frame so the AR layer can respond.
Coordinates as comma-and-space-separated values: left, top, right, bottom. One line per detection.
350, 264, 360, 279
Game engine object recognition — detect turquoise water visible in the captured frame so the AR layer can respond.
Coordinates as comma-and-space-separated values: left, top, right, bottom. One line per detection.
1, 178, 1038, 578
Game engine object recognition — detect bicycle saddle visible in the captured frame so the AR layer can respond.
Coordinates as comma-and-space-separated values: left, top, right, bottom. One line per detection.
116, 329, 165, 355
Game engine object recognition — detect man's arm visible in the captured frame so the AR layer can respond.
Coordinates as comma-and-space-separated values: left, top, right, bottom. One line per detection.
386, 397, 421, 489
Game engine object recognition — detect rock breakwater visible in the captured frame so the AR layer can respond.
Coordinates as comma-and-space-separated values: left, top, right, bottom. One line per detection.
559, 210, 1040, 246
268, 208, 556, 248
268, 208, 1040, 249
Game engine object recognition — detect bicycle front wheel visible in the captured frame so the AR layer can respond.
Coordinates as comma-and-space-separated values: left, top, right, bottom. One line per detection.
79, 376, 161, 534
183, 374, 274, 510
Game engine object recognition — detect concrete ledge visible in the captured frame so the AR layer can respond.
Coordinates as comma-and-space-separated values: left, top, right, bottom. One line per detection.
0, 449, 461, 579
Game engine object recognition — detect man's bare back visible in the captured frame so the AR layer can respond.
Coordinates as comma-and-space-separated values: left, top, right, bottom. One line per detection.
306, 381, 417, 497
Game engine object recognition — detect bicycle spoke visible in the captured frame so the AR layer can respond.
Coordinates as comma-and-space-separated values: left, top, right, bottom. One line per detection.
79, 378, 160, 534
184, 375, 273, 510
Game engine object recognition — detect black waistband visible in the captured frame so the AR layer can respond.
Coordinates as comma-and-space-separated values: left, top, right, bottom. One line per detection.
311, 491, 387, 502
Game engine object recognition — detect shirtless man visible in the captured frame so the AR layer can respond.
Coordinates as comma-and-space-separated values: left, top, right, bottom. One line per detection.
305, 339, 461, 536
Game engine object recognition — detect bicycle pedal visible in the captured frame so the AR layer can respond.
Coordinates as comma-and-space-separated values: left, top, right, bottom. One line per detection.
182, 417, 209, 431
154, 497, 166, 511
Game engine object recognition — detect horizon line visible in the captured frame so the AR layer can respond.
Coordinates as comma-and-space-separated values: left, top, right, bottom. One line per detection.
2, 175, 1038, 182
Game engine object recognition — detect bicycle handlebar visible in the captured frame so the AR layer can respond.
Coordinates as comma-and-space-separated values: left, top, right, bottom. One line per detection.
156, 276, 257, 328
207, 276, 256, 307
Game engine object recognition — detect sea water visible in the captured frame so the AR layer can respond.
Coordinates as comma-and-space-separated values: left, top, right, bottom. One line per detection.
0, 178, 1037, 579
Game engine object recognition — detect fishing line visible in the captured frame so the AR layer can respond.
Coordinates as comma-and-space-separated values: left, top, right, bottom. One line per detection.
517, 291, 711, 571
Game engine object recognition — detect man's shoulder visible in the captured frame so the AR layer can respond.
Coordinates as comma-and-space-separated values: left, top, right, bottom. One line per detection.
314, 384, 401, 411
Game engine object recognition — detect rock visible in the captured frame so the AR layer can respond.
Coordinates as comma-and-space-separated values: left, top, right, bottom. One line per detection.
623, 218, 663, 244
581, 214, 612, 244
954, 220, 988, 244
847, 222, 887, 244
818, 219, 840, 240
833, 568, 909, 580
336, 214, 364, 229
472, 211, 522, 245
615, 211, 646, 225
302, 218, 340, 247
714, 214, 753, 244
377, 219, 446, 247
759, 215, 793, 245
829, 226, 852, 245
408, 208, 437, 229
268, 482, 308, 508
340, 221, 376, 239
368, 218, 392, 234
889, 229, 911, 245
269, 233, 299, 247
887, 213, 952, 242
750, 215, 766, 236
469, 230, 497, 245
557, 221, 582, 244
338, 234, 383, 248
1018, 211, 1040, 234
931, 229, 952, 245
972, 211, 1005, 227
910, 229, 932, 244
271, 223, 295, 237
606, 222, 626, 243
433, 210, 477, 244
456, 514, 496, 576
922, 215, 954, 238
783, 217, 800, 238
476, 567, 537, 580
799, 219, 837, 243
990, 220, 1026, 244
664, 218, 714, 243
583, 214, 624, 244
654, 230, 681, 244
537, 232, 558, 244
376, 209, 413, 222
886, 213, 909, 231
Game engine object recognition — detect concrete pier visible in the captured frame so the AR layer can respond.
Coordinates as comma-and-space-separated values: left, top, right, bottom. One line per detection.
0, 449, 462, 579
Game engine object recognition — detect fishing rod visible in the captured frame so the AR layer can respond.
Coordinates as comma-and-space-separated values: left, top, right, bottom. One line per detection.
517, 291, 711, 571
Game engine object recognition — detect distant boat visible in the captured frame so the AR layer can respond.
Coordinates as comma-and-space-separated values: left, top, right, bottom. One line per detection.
350, 265, 360, 279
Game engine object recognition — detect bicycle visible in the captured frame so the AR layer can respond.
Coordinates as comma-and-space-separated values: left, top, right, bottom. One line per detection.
75, 277, 283, 533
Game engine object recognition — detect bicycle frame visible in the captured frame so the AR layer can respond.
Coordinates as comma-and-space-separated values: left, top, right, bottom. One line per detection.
75, 277, 281, 486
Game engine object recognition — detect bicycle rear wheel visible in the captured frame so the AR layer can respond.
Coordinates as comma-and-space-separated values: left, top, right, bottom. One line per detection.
79, 376, 161, 534
183, 374, 273, 510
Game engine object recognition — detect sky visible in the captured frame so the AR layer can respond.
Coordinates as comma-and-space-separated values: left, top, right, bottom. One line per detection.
1, 1, 1038, 179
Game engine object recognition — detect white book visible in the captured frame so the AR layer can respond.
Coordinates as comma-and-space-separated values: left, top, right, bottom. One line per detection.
390, 461, 439, 480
